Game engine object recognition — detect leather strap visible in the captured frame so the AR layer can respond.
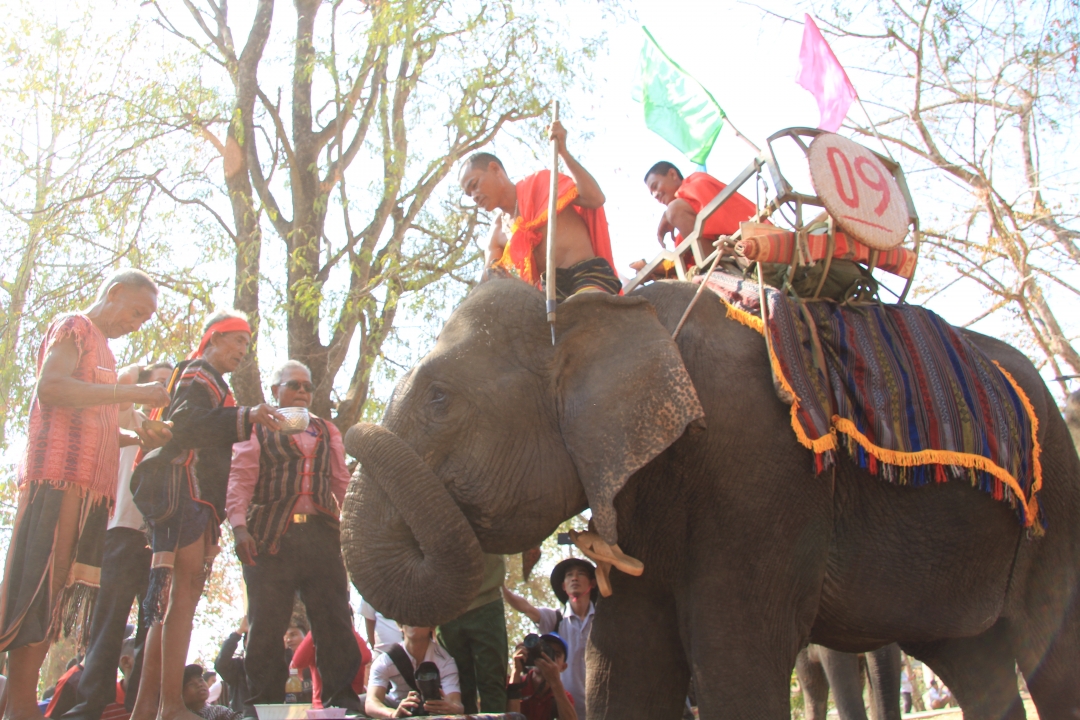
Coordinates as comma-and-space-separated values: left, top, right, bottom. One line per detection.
387, 643, 418, 693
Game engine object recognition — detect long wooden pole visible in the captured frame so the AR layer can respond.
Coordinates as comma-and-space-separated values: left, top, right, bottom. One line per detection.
856, 94, 896, 162
723, 114, 761, 155
546, 101, 560, 344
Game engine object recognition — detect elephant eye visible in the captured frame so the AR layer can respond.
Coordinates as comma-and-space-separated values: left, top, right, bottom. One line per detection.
429, 386, 448, 405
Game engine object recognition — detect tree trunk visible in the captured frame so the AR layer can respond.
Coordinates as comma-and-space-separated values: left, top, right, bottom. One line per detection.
225, 133, 264, 406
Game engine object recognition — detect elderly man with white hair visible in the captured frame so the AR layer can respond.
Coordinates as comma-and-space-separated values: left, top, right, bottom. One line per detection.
225, 360, 361, 715
0, 269, 171, 720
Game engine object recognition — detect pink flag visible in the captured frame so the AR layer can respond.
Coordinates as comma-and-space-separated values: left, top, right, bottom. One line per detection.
796, 14, 857, 132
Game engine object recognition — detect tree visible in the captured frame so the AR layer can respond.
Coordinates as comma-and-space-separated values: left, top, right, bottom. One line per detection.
150, 0, 604, 428
813, 0, 1080, 397
0, 0, 227, 447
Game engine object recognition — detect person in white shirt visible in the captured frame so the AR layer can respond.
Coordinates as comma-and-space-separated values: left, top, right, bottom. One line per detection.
359, 598, 404, 654
503, 558, 598, 718
365, 625, 463, 718
63, 363, 172, 720
925, 678, 955, 709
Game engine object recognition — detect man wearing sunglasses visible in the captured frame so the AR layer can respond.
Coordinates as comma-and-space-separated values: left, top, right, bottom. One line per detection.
225, 360, 360, 716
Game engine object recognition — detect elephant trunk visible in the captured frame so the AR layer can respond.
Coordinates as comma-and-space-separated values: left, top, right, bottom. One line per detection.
341, 423, 485, 626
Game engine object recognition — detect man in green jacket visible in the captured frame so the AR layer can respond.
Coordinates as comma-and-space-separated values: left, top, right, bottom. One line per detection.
436, 554, 508, 714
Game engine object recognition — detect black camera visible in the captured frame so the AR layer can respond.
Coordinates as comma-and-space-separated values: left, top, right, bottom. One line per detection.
414, 661, 442, 713
522, 633, 556, 667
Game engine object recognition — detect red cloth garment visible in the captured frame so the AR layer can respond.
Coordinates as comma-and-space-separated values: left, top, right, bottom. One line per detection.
518, 673, 575, 720
674, 172, 759, 243
735, 222, 918, 279
290, 629, 372, 707
18, 314, 119, 500
100, 681, 131, 720
188, 316, 252, 360
44, 663, 84, 718
498, 171, 614, 287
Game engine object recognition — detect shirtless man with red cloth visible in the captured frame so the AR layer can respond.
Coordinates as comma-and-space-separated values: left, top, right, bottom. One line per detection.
458, 122, 620, 300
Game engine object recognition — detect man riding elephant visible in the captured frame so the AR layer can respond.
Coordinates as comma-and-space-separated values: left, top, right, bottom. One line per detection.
458, 121, 620, 300
339, 279, 1080, 719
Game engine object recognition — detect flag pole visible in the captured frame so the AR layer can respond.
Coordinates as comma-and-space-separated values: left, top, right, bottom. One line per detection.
546, 101, 560, 345
855, 94, 896, 163
723, 114, 761, 155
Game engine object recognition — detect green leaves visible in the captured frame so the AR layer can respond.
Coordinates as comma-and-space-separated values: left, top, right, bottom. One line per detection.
0, 0, 227, 448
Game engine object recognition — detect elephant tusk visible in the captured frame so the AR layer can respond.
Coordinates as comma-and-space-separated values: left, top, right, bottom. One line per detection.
569, 529, 645, 577
594, 560, 613, 598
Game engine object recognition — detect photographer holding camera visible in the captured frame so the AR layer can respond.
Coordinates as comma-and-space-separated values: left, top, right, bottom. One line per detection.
504, 558, 597, 716
364, 625, 463, 718
507, 634, 577, 720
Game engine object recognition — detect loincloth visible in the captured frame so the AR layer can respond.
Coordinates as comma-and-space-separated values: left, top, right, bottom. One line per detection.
542, 256, 621, 302
0, 482, 110, 652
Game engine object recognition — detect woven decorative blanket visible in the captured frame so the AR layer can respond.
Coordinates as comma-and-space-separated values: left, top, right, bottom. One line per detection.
699, 271, 1044, 532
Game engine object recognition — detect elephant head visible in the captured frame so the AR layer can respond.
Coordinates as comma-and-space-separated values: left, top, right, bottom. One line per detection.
342, 280, 704, 625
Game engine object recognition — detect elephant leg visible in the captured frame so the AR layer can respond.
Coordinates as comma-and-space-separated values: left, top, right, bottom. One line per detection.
902, 621, 1023, 720
864, 644, 902, 720
1022, 597, 1080, 720
677, 583, 807, 718
588, 578, 688, 720
818, 648, 869, 720
795, 646, 829, 720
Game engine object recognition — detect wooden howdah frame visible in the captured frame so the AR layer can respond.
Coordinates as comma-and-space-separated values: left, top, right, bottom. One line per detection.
623, 127, 921, 302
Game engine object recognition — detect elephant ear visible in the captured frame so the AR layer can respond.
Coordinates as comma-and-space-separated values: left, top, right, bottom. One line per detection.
553, 292, 705, 545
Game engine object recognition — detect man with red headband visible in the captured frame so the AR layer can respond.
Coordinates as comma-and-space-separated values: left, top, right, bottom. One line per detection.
458, 122, 620, 300
0, 269, 171, 720
129, 310, 282, 720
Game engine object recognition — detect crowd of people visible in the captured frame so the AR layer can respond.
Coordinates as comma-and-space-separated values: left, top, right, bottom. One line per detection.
0, 120, 885, 720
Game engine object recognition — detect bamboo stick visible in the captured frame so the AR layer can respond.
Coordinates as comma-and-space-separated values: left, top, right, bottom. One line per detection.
546, 101, 560, 345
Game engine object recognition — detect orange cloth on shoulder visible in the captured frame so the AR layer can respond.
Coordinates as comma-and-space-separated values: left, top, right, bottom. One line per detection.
498, 170, 614, 287
675, 171, 759, 242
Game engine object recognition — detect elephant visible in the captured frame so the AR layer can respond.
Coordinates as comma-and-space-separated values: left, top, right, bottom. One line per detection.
340, 279, 1080, 720
1066, 389, 1080, 452
795, 644, 901, 720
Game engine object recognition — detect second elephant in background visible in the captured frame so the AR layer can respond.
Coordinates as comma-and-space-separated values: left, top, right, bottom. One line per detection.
795, 644, 901, 720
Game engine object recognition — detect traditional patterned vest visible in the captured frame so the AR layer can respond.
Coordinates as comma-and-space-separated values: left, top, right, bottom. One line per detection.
247, 417, 338, 554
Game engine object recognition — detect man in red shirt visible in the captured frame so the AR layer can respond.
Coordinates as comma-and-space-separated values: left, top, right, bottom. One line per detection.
290, 628, 371, 708
99, 638, 138, 720
506, 634, 577, 720
644, 160, 758, 251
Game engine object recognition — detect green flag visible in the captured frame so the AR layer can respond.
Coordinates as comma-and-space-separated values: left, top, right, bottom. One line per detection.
635, 26, 725, 165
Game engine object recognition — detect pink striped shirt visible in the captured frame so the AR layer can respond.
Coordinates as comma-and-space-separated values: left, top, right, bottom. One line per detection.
226, 416, 351, 529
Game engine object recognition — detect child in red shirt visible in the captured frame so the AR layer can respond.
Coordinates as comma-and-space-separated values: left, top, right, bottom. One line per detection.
290, 630, 372, 708
506, 634, 577, 720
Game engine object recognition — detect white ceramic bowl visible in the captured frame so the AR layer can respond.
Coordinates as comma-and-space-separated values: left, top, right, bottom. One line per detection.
254, 704, 312, 720
278, 406, 310, 435
306, 709, 347, 719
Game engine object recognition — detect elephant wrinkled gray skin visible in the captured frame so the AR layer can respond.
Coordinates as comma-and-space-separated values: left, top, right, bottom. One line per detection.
1065, 390, 1080, 451
340, 279, 1080, 720
795, 644, 901, 720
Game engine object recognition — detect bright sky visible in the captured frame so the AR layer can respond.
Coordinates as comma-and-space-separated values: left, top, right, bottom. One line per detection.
569, 0, 821, 277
